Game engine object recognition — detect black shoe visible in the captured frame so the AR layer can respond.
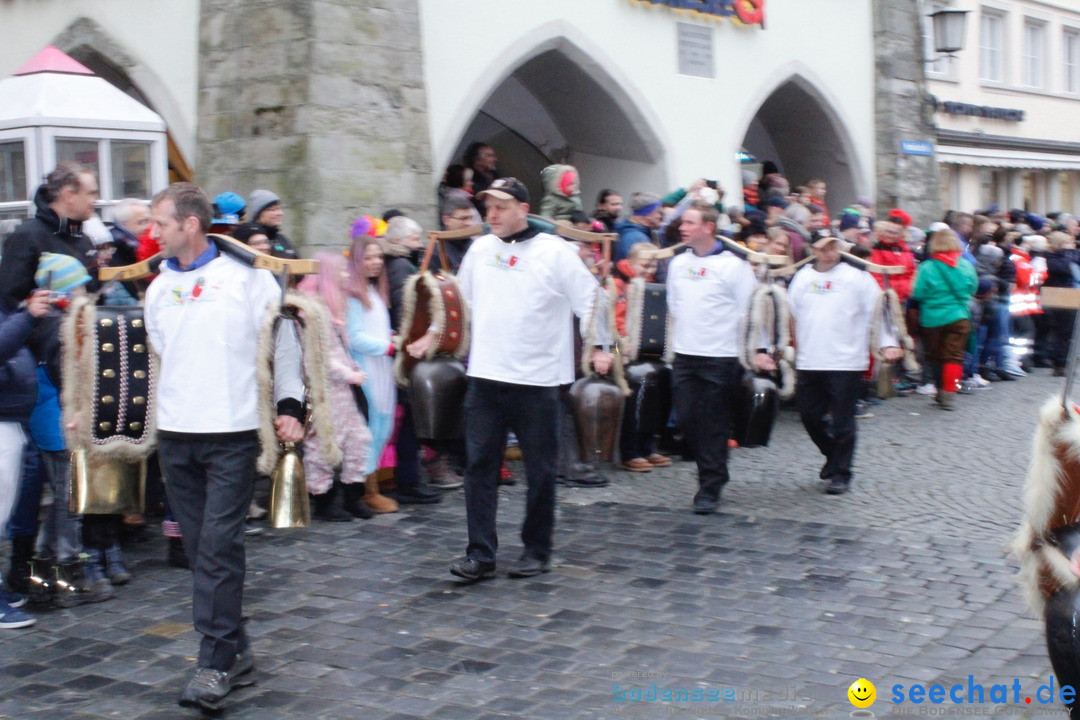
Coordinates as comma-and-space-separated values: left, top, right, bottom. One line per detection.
394, 487, 442, 505
313, 492, 354, 522
167, 537, 190, 569
507, 555, 551, 578
818, 462, 830, 480
995, 370, 1016, 381
825, 477, 850, 495
178, 667, 231, 711
6, 535, 34, 595
449, 557, 497, 582
227, 648, 256, 689
557, 475, 609, 488
342, 483, 374, 519
692, 497, 718, 515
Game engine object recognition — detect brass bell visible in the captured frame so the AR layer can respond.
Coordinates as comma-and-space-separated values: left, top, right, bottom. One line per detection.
99, 318, 114, 327
133, 344, 146, 353
128, 422, 143, 432
270, 443, 310, 528
98, 421, 112, 432
101, 343, 114, 352
101, 396, 114, 405
131, 318, 144, 328
102, 369, 116, 379
132, 396, 146, 405
70, 448, 146, 515
133, 370, 146, 379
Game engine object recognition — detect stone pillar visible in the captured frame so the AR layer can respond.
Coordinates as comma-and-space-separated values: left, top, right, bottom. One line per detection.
197, 0, 436, 252
1048, 171, 1062, 213
1007, 170, 1025, 211
873, 0, 942, 228
1072, 173, 1080, 214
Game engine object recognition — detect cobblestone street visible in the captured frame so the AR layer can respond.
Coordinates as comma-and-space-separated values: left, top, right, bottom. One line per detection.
0, 371, 1065, 719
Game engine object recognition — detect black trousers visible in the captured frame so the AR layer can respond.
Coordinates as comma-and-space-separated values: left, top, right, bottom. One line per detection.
796, 370, 862, 483
463, 378, 559, 564
158, 432, 258, 672
672, 355, 740, 503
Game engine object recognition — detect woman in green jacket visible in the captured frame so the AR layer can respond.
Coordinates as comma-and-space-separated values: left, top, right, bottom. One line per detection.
911, 230, 979, 410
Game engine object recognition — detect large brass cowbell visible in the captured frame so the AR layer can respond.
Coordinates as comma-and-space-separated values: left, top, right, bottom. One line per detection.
69, 449, 146, 515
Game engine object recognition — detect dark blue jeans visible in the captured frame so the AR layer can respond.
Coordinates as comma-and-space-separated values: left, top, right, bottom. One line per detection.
7, 430, 42, 539
796, 370, 862, 482
463, 378, 559, 564
672, 355, 740, 503
159, 432, 258, 672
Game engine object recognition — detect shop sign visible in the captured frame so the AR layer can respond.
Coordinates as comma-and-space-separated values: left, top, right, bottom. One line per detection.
929, 96, 1025, 122
631, 0, 766, 28
678, 22, 714, 77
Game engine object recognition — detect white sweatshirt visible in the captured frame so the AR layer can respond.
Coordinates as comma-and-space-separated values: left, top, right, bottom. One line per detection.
145, 252, 303, 433
666, 246, 756, 357
457, 231, 604, 387
787, 262, 898, 371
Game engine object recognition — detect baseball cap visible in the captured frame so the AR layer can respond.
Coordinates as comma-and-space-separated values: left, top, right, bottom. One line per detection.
812, 232, 841, 250
478, 177, 529, 204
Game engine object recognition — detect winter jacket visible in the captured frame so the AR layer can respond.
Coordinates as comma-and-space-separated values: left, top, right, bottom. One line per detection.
256, 223, 300, 260
911, 254, 978, 328
1043, 249, 1078, 289
612, 258, 647, 338
109, 223, 145, 300
0, 306, 39, 422
429, 238, 472, 276
538, 164, 583, 221
0, 185, 99, 311
380, 244, 419, 333
869, 239, 916, 302
613, 220, 655, 263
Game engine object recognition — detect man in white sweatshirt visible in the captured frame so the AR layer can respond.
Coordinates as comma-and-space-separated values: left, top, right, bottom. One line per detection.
437, 177, 612, 581
144, 183, 304, 712
787, 234, 903, 495
668, 203, 774, 515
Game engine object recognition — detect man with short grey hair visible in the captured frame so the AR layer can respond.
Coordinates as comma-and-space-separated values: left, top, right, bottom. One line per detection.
613, 191, 662, 262
106, 199, 152, 304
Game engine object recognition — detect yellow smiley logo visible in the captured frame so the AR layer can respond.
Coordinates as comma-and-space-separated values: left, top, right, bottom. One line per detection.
848, 678, 876, 709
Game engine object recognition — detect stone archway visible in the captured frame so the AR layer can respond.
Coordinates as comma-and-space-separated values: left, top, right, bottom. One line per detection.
52, 17, 192, 182
739, 74, 862, 215
448, 35, 667, 214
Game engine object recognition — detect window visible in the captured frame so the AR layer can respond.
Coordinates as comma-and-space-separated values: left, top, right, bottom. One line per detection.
980, 12, 1004, 82
923, 3, 953, 77
1066, 31, 1080, 93
0, 141, 27, 203
111, 141, 150, 199
55, 138, 100, 177
1023, 21, 1045, 88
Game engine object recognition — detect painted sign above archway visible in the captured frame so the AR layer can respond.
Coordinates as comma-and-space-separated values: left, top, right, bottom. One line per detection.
630, 0, 766, 28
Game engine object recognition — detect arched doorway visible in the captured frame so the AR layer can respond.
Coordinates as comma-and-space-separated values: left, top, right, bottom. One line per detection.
740, 75, 861, 215
449, 39, 666, 215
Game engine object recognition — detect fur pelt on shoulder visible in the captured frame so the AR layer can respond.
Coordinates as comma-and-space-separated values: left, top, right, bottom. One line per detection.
1014, 399, 1080, 615
256, 291, 342, 475
582, 278, 630, 395
392, 271, 471, 387
869, 287, 920, 374
61, 295, 158, 462
739, 283, 795, 399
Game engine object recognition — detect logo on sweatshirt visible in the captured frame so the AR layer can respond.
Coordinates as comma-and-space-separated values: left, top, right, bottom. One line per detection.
808, 279, 836, 295
488, 253, 525, 272
168, 277, 218, 305
683, 266, 708, 281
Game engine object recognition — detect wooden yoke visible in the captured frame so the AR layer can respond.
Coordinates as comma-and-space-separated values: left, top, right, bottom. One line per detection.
422, 224, 483, 275
769, 252, 908, 279
98, 233, 319, 282
652, 239, 787, 267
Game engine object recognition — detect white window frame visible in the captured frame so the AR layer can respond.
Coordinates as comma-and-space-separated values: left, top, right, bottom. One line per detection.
980, 10, 1005, 83
923, 2, 955, 79
0, 129, 38, 220
1022, 19, 1046, 89
1065, 29, 1080, 94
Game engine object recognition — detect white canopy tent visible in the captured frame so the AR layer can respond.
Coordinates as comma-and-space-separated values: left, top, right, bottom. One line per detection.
0, 46, 168, 223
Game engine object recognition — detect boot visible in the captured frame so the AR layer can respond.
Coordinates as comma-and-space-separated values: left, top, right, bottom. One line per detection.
312, 481, 352, 522
5, 535, 35, 596
82, 550, 115, 600
27, 557, 54, 605
104, 544, 132, 585
167, 537, 190, 570
937, 391, 956, 411
341, 482, 373, 519
362, 473, 398, 514
55, 556, 112, 608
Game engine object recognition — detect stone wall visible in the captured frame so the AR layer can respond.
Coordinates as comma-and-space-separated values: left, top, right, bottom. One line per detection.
197, 0, 436, 253
873, 0, 942, 227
